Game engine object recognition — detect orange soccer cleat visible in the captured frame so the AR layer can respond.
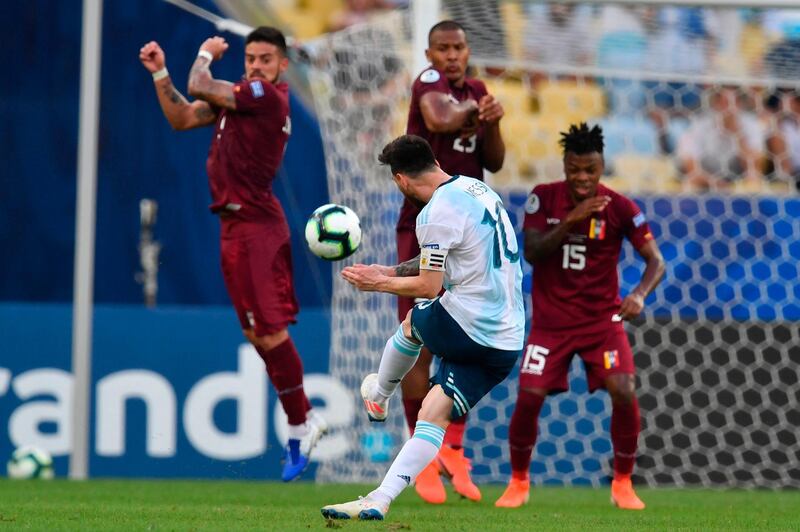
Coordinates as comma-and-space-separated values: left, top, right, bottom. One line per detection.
437, 446, 481, 501
494, 477, 530, 508
611, 477, 646, 510
414, 461, 446, 504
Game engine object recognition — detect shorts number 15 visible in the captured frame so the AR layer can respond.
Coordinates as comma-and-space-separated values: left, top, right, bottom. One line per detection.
522, 344, 550, 375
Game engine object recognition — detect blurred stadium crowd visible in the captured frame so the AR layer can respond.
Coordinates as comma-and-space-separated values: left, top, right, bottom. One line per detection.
234, 1, 800, 194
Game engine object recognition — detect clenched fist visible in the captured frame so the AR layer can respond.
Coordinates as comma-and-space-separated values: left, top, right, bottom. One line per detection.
199, 36, 228, 61
139, 41, 166, 73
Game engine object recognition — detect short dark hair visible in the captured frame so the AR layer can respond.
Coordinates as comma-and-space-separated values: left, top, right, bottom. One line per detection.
559, 122, 604, 156
428, 20, 466, 45
378, 135, 437, 177
246, 26, 287, 56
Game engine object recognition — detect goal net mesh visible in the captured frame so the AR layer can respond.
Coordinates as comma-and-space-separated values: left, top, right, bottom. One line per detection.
302, 2, 800, 487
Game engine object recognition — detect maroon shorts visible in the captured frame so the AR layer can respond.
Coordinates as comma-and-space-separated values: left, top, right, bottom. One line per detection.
518, 324, 634, 393
396, 226, 419, 322
220, 219, 299, 337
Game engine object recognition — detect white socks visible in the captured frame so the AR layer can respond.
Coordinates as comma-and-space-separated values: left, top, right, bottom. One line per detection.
372, 326, 422, 402
371, 421, 445, 503
287, 422, 308, 440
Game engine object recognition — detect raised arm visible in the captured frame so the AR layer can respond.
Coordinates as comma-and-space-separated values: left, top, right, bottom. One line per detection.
187, 37, 237, 111
419, 91, 479, 134
139, 41, 218, 131
478, 93, 505, 172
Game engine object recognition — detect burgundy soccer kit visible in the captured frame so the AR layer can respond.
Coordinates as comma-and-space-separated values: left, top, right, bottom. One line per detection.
398, 67, 489, 321
207, 78, 296, 337
206, 78, 308, 424
397, 68, 490, 441
521, 180, 653, 391
508, 180, 654, 478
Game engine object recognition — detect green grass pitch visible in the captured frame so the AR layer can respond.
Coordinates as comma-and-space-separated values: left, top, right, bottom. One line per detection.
0, 479, 797, 530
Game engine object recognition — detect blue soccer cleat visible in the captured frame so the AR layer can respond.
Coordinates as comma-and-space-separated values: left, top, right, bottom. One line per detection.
281, 411, 327, 482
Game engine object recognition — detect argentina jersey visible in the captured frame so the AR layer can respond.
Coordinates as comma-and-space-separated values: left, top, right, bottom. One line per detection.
415, 176, 525, 351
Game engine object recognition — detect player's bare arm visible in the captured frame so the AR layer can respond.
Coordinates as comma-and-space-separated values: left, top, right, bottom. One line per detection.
342, 263, 442, 299
139, 41, 218, 130
394, 254, 421, 277
478, 93, 505, 172
618, 239, 665, 321
524, 195, 611, 263
187, 37, 236, 111
419, 92, 479, 134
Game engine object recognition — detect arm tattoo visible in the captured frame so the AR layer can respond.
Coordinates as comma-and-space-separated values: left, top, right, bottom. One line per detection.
395, 255, 420, 277
188, 57, 211, 87
188, 57, 235, 109
194, 105, 216, 120
160, 81, 187, 106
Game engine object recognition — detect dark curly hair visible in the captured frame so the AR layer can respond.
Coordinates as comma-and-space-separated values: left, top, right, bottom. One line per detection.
559, 122, 605, 157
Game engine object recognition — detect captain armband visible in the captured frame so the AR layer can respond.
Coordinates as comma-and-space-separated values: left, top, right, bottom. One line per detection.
419, 246, 447, 271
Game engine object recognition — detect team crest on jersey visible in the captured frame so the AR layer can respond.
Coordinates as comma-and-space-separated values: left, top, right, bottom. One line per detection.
420, 69, 440, 83
524, 193, 540, 214
604, 350, 619, 369
249, 80, 264, 98
589, 218, 606, 239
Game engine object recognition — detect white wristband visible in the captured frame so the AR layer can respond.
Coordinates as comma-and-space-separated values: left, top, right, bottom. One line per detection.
197, 50, 213, 62
151, 67, 169, 81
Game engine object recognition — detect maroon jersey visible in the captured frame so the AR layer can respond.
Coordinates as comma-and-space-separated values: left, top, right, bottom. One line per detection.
523, 181, 654, 333
398, 67, 489, 229
206, 79, 291, 223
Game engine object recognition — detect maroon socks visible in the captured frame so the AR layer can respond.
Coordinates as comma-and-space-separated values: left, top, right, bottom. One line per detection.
611, 397, 641, 477
508, 390, 545, 479
255, 338, 309, 426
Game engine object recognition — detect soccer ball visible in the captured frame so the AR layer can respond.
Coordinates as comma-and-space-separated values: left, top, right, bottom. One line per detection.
305, 203, 362, 261
7, 446, 54, 479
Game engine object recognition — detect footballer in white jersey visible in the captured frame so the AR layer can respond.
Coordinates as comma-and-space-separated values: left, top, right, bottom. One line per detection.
416, 175, 525, 351
324, 135, 523, 522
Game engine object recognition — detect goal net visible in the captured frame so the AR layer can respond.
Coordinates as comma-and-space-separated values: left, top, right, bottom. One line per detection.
301, 1, 800, 487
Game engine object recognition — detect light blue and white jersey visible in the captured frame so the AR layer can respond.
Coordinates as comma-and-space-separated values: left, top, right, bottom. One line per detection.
416, 176, 525, 351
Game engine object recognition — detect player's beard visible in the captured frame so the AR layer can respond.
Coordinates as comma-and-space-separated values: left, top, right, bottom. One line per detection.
403, 192, 426, 210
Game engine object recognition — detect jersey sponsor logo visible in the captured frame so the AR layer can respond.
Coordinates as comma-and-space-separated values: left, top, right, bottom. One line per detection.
420, 69, 440, 83
525, 193, 540, 214
603, 350, 619, 369
547, 218, 560, 225
421, 243, 439, 249
249, 80, 264, 98
588, 218, 606, 239
633, 212, 646, 227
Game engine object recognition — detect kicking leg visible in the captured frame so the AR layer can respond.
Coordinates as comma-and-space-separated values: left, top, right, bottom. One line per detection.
322, 386, 452, 520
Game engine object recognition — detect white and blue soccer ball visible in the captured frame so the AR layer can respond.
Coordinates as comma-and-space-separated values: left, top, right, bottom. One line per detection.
305, 203, 362, 261
7, 446, 54, 479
